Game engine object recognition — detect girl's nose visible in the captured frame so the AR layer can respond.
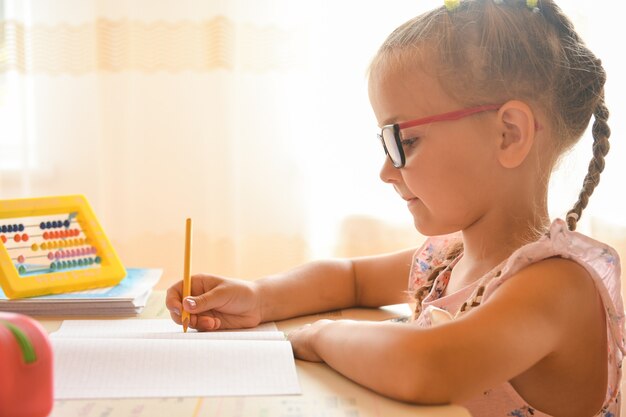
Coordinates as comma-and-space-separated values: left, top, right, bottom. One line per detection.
379, 156, 399, 184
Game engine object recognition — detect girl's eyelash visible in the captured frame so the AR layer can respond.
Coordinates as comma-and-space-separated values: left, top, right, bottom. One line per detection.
401, 137, 419, 147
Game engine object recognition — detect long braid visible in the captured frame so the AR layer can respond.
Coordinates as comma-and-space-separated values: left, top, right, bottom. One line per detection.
566, 102, 611, 230
539, 0, 611, 231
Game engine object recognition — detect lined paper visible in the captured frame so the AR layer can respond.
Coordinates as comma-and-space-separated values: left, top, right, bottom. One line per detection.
52, 319, 283, 340
51, 319, 300, 399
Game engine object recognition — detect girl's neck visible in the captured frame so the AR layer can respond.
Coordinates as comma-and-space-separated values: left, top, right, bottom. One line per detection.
453, 210, 550, 287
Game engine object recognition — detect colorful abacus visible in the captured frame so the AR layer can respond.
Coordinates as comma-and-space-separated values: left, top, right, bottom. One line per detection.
0, 214, 103, 276
0, 195, 125, 299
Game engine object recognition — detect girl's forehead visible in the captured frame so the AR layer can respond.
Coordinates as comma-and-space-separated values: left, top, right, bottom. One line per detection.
369, 61, 461, 120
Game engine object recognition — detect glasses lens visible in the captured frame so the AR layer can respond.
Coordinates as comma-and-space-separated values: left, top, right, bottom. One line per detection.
382, 127, 401, 167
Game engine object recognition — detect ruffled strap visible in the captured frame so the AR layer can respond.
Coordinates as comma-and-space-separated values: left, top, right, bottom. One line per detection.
408, 233, 462, 293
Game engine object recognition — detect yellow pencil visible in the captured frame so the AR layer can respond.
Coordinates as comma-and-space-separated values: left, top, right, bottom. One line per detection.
181, 218, 192, 333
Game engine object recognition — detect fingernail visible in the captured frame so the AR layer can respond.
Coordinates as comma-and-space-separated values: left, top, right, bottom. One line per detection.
185, 298, 197, 309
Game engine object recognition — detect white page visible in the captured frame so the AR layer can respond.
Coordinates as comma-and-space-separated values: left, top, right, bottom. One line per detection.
52, 337, 300, 399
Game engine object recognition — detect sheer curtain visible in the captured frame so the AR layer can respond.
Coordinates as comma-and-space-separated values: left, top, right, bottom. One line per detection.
0, 0, 623, 289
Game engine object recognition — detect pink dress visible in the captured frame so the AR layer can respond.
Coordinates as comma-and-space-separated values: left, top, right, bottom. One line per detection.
408, 219, 625, 416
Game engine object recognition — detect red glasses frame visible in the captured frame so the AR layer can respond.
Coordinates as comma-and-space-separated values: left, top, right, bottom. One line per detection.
378, 104, 503, 168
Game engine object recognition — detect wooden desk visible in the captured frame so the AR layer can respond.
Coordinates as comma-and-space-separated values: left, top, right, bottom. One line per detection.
40, 291, 471, 417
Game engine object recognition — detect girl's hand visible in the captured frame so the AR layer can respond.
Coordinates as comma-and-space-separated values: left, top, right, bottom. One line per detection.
287, 319, 334, 362
165, 273, 262, 331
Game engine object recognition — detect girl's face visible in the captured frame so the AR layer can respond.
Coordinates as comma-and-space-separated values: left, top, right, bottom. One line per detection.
368, 63, 502, 236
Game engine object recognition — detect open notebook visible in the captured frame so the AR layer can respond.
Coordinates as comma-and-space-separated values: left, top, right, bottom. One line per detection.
50, 319, 301, 399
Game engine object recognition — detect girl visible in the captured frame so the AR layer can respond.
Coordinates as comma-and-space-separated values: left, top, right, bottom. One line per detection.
166, 1, 624, 415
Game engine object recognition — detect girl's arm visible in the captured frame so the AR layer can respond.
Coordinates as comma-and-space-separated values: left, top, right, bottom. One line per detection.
167, 247, 416, 331
257, 248, 415, 322
291, 258, 605, 409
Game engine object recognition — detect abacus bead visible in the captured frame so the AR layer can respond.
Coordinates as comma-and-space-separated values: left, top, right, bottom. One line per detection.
1, 235, 6, 243
40, 222, 46, 229
18, 265, 26, 274
64, 220, 70, 228
14, 234, 21, 242
17, 255, 25, 263
21, 233, 28, 242
18, 224, 24, 232
31, 243, 38, 251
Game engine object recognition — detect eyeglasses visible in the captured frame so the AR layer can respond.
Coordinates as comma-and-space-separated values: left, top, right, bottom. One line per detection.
377, 104, 502, 168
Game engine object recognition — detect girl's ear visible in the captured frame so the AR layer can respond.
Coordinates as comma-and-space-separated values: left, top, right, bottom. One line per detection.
495, 100, 536, 169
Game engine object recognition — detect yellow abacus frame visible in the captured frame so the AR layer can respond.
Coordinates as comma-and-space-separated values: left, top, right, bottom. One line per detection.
0, 195, 126, 299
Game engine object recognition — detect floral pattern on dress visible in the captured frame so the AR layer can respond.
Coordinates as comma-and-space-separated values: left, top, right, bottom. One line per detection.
408, 235, 460, 293
508, 406, 536, 417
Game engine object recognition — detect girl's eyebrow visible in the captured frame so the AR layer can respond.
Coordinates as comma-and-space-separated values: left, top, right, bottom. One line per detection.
380, 115, 409, 126
380, 107, 434, 127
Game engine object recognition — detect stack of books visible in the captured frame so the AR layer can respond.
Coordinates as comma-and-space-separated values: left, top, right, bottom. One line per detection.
0, 268, 162, 316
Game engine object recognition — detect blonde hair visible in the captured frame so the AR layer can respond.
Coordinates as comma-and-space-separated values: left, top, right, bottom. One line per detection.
370, 0, 610, 231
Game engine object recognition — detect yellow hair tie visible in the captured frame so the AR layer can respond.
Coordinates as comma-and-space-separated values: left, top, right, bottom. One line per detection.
526, 0, 539, 9
444, 0, 461, 11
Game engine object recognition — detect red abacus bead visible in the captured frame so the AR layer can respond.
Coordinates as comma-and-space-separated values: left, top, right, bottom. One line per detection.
14, 234, 21, 242
21, 233, 29, 242
17, 255, 25, 263
1, 235, 6, 243
48, 252, 54, 260
43, 232, 50, 240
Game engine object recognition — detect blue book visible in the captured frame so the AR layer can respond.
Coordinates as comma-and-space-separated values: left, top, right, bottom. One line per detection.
0, 268, 162, 316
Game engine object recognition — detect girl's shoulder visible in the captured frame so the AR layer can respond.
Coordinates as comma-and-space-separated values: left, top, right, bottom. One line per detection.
484, 218, 624, 355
